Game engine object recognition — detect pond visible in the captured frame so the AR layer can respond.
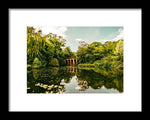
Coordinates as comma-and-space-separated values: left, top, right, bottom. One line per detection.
27, 66, 123, 93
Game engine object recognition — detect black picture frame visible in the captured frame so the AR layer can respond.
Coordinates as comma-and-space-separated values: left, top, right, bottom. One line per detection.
7, 0, 144, 119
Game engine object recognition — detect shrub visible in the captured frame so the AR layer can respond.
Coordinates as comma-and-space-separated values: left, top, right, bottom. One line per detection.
49, 58, 60, 67
110, 55, 119, 61
32, 57, 42, 68
78, 63, 95, 68
27, 64, 32, 68
41, 60, 47, 67
32, 65, 40, 69
93, 60, 101, 64
93, 60, 103, 68
59, 59, 66, 66
111, 61, 122, 70
33, 57, 41, 65
119, 63, 123, 70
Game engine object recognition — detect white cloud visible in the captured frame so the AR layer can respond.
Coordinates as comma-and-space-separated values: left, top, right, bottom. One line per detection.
100, 39, 110, 43
34, 26, 67, 38
75, 38, 83, 41
112, 28, 124, 41
94, 28, 124, 44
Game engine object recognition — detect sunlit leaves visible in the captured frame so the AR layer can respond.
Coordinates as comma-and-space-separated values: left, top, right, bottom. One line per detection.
77, 39, 123, 64
27, 26, 67, 65
27, 27, 46, 58
114, 40, 123, 55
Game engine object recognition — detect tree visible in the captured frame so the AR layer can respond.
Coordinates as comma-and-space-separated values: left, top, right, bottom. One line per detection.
27, 27, 46, 63
114, 40, 123, 55
76, 41, 89, 63
77, 41, 105, 63
89, 42, 102, 47
77, 47, 88, 63
104, 41, 117, 55
49, 58, 60, 67
32, 57, 42, 68
27, 26, 67, 66
62, 46, 75, 59
78, 41, 89, 49
93, 45, 105, 60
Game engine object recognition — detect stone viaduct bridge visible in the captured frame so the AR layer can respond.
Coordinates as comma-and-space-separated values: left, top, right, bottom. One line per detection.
64, 57, 78, 66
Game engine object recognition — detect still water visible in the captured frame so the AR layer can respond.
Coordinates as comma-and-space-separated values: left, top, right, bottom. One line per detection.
27, 66, 123, 93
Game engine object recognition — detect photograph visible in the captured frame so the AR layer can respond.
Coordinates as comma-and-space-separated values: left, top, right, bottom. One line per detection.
27, 26, 124, 94
9, 9, 141, 112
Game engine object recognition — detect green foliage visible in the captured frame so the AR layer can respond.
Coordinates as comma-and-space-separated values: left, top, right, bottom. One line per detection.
77, 39, 123, 72
76, 47, 88, 63
27, 26, 74, 67
49, 58, 60, 67
62, 46, 75, 59
27, 64, 32, 68
77, 41, 109, 64
27, 27, 46, 59
114, 40, 123, 55
32, 57, 42, 68
59, 58, 66, 66
33, 57, 41, 65
93, 55, 123, 71
76, 68, 123, 92
78, 63, 95, 68
27, 26, 123, 70
104, 41, 118, 54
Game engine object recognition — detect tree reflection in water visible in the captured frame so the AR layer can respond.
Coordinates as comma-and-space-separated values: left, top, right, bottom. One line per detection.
27, 66, 123, 93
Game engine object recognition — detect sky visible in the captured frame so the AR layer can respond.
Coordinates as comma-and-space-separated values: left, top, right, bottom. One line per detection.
34, 26, 123, 52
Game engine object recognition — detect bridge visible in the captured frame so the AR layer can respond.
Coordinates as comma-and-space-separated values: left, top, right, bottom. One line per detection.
65, 57, 78, 66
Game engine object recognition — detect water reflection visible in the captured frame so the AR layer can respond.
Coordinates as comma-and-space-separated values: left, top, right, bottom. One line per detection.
27, 66, 123, 93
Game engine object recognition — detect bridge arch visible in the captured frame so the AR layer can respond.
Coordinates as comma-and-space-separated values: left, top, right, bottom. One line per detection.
65, 57, 78, 66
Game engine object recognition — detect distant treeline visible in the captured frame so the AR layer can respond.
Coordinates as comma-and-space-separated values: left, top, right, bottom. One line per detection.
76, 39, 123, 71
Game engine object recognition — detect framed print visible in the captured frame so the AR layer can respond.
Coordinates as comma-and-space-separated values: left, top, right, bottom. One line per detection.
9, 9, 142, 112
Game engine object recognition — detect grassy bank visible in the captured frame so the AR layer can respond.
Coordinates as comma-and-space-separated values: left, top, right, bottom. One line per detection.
78, 63, 95, 69
78, 56, 123, 72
